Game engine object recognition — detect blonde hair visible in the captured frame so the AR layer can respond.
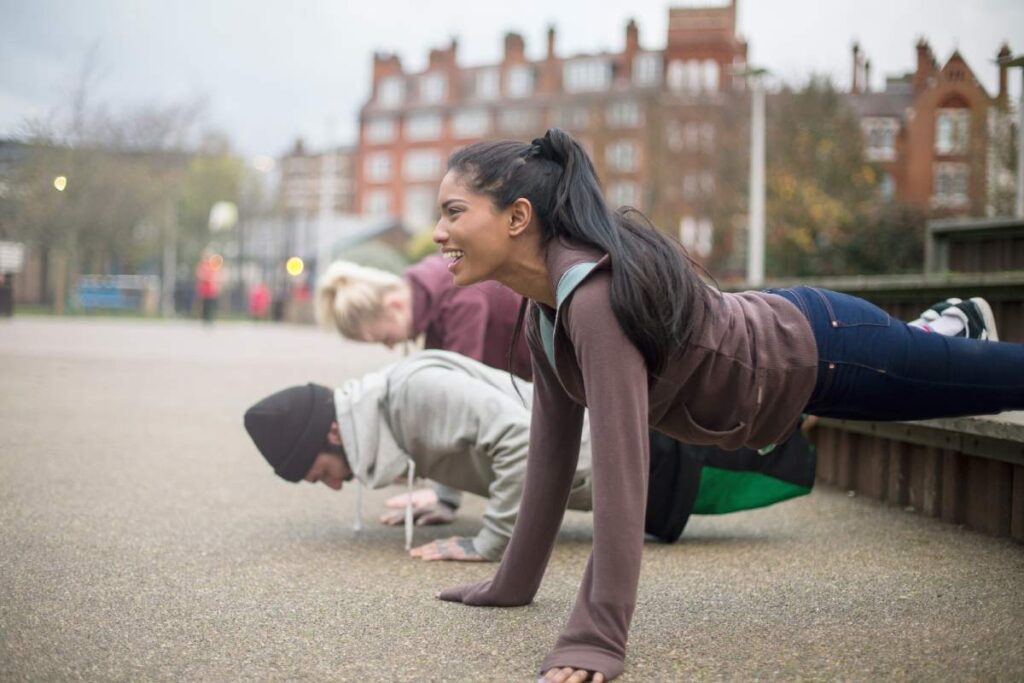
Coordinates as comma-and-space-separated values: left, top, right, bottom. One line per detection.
315, 261, 405, 338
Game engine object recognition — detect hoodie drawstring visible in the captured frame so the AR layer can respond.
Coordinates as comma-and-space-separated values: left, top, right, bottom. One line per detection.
404, 459, 416, 550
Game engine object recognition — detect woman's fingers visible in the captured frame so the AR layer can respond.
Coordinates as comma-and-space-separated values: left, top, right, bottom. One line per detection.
540, 668, 598, 683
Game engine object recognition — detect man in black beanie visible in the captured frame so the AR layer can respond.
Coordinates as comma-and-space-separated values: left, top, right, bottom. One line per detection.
244, 383, 352, 489
242, 350, 818, 564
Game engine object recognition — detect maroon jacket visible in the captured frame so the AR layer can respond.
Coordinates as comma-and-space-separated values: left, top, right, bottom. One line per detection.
439, 239, 818, 679
405, 255, 532, 380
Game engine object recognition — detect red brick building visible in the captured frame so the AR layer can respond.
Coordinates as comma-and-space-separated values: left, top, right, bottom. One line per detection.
845, 40, 1016, 217
354, 2, 748, 260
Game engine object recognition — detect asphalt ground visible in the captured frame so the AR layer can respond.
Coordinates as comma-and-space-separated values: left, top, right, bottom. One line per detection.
1, 317, 1022, 682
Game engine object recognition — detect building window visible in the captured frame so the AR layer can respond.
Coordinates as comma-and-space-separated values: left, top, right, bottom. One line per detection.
699, 123, 715, 152
506, 65, 534, 98
366, 189, 392, 217
680, 216, 713, 258
365, 116, 396, 144
702, 60, 720, 92
668, 60, 718, 93
378, 76, 404, 107
475, 68, 500, 99
564, 58, 612, 92
606, 140, 637, 172
633, 53, 661, 87
607, 101, 642, 129
935, 108, 970, 155
879, 171, 895, 199
553, 106, 590, 132
365, 152, 392, 182
452, 108, 490, 138
933, 162, 969, 206
419, 73, 447, 104
862, 117, 898, 162
608, 181, 639, 208
403, 150, 442, 181
499, 107, 539, 135
682, 172, 714, 201
405, 112, 443, 141
404, 187, 438, 228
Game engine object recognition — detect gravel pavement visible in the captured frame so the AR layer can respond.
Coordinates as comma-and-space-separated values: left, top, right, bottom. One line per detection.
1, 317, 1022, 682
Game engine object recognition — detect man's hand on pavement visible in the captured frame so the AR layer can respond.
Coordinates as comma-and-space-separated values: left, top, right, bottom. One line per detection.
379, 501, 456, 527
409, 536, 487, 562
384, 488, 438, 511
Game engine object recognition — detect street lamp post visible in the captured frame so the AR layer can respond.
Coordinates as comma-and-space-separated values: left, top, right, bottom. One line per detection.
1000, 54, 1024, 218
735, 67, 770, 286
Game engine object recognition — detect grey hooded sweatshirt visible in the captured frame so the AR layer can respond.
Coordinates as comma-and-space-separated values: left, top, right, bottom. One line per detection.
333, 349, 593, 560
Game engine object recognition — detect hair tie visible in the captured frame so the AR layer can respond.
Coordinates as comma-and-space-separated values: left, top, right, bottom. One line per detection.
529, 134, 559, 164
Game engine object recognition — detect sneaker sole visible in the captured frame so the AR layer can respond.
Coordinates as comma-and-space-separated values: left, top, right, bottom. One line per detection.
969, 297, 999, 341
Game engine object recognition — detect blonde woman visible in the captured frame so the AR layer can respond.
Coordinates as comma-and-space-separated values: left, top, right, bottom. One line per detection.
316, 255, 531, 377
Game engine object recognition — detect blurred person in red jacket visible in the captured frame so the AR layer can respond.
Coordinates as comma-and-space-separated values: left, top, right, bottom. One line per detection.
195, 252, 222, 324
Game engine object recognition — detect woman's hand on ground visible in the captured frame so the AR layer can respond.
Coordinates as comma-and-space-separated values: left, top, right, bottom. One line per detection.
379, 502, 455, 527
409, 536, 487, 561
539, 668, 604, 683
385, 488, 438, 510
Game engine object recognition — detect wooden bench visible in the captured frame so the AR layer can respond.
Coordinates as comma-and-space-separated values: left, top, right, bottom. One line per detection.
811, 411, 1024, 542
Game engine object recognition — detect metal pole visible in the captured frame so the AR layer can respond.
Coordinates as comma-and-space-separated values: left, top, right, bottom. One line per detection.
747, 79, 766, 286
1016, 69, 1024, 218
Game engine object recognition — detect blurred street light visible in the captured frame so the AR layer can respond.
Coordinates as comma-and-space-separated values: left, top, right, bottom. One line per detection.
53, 176, 67, 191
286, 256, 304, 277
208, 201, 238, 233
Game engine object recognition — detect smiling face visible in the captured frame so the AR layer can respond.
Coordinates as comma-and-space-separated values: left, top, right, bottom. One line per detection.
432, 170, 516, 287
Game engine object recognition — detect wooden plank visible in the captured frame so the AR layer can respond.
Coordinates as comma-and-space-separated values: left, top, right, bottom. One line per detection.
856, 435, 887, 501
837, 431, 856, 491
941, 449, 966, 525
887, 441, 910, 507
984, 459, 1013, 537
1012, 465, 1024, 543
964, 456, 990, 533
922, 446, 943, 518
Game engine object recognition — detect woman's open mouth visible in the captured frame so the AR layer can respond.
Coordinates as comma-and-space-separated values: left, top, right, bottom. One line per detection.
444, 249, 465, 271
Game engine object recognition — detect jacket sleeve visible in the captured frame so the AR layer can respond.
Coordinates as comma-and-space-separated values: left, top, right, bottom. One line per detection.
539, 274, 650, 681
389, 365, 531, 561
438, 304, 585, 605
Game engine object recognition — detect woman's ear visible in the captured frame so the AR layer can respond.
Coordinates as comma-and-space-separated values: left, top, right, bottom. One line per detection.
327, 421, 342, 446
508, 197, 533, 237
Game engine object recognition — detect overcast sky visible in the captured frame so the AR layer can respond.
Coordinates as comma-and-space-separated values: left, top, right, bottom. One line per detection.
1, 0, 1022, 157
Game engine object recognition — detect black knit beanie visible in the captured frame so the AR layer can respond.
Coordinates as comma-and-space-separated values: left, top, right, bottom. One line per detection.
243, 383, 335, 482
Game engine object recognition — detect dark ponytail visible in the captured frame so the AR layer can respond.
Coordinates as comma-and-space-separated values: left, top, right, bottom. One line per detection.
449, 128, 712, 376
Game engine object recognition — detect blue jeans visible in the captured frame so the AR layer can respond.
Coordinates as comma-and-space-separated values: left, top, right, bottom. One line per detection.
766, 286, 1024, 421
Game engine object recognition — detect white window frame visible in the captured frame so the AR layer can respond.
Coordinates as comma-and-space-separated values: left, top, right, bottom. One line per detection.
419, 73, 447, 104
378, 76, 404, 107
364, 152, 392, 182
632, 53, 661, 87
405, 112, 443, 141
452, 108, 490, 138
605, 140, 637, 172
679, 216, 713, 258
365, 116, 396, 144
563, 58, 612, 93
505, 65, 534, 98
608, 181, 639, 208
607, 100, 642, 129
366, 189, 392, 217
933, 162, 969, 206
403, 150, 442, 181
403, 186, 438, 227
475, 68, 500, 100
499, 107, 538, 135
935, 108, 970, 155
